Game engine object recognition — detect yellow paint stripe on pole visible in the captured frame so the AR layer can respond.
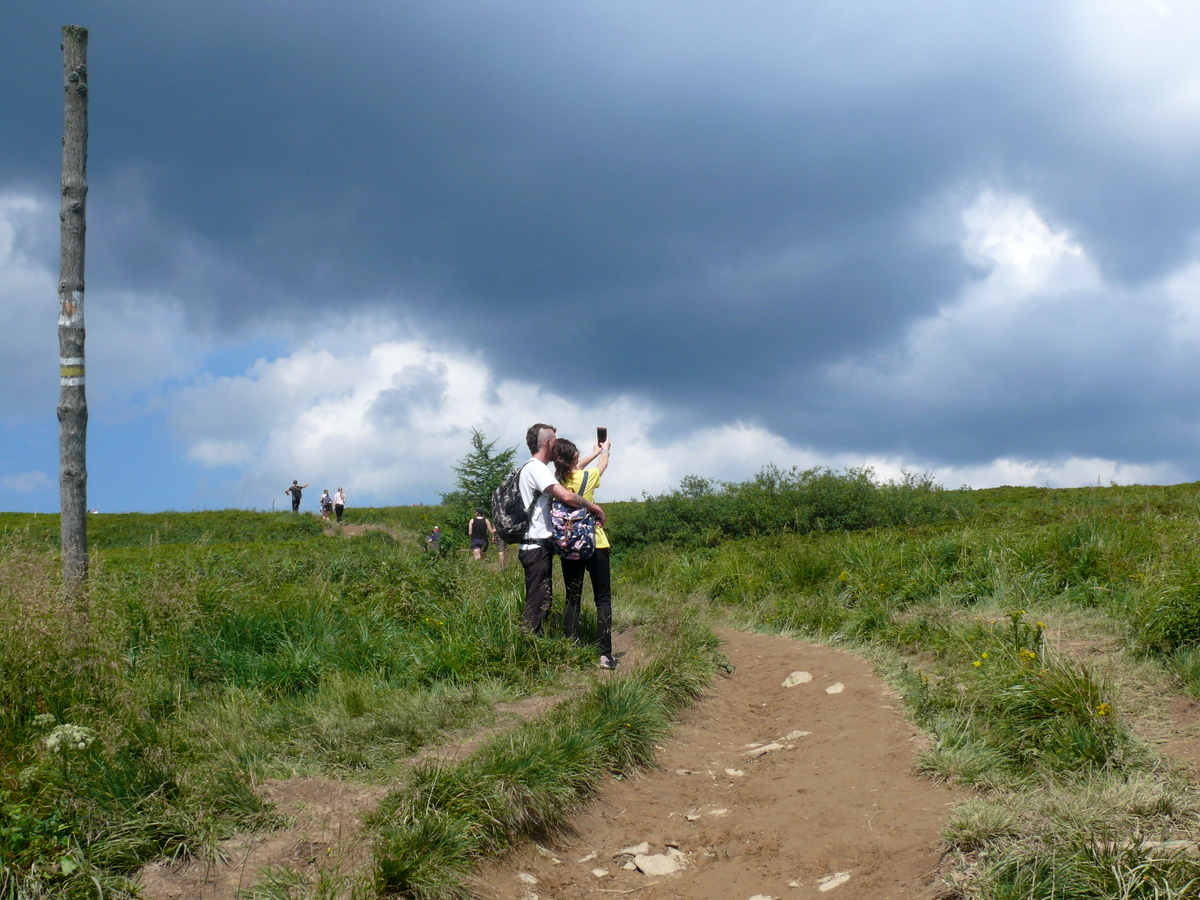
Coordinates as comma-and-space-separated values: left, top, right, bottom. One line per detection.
60, 365, 85, 378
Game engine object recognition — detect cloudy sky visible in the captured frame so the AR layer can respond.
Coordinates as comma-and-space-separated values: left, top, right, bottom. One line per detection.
4, 1, 1200, 513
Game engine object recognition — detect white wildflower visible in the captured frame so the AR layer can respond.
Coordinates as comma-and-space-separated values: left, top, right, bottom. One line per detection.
44, 724, 94, 753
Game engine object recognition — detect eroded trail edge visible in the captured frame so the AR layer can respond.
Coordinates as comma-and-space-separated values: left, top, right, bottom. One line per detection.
476, 629, 962, 900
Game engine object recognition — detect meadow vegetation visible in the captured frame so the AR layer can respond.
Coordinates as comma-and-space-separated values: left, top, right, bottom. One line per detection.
4, 471, 1200, 897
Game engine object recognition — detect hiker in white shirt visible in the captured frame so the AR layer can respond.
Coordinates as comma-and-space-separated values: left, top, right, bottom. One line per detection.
517, 423, 604, 634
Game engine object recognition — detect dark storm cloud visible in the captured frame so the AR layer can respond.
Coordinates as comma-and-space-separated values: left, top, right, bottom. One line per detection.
7, 2, 1200, 474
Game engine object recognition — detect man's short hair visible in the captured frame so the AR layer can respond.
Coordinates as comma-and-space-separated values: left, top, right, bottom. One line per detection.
526, 423, 556, 454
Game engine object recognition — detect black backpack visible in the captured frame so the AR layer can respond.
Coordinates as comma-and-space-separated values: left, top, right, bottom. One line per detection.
491, 462, 538, 544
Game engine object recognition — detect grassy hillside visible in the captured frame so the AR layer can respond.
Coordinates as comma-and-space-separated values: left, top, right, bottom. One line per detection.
5, 475, 1200, 897
0, 508, 655, 897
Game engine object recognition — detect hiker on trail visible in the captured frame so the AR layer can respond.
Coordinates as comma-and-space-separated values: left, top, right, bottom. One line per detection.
552, 435, 615, 669
284, 480, 309, 512
319, 489, 333, 520
517, 423, 605, 636
467, 508, 496, 560
333, 487, 346, 524
426, 525, 442, 554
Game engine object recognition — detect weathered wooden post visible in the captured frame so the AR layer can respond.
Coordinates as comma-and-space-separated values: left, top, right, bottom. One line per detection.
58, 25, 89, 602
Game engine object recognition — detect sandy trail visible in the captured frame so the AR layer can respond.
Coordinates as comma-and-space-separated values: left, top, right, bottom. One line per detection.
473, 629, 962, 900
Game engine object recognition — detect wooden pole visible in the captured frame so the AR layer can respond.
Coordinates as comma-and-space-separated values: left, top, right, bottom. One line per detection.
58, 25, 89, 602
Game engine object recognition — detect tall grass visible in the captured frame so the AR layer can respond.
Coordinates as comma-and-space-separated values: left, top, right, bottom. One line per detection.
946, 774, 1200, 899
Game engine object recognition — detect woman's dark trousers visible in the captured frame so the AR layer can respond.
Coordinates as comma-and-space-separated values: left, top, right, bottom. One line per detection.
560, 548, 612, 658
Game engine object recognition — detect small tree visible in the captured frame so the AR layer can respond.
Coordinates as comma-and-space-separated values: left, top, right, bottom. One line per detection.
441, 429, 517, 512
437, 429, 517, 552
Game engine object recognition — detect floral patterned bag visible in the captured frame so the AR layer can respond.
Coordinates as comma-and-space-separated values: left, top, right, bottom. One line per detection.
550, 471, 595, 559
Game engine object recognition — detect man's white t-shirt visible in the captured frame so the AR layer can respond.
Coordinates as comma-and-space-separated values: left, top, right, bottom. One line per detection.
518, 458, 558, 546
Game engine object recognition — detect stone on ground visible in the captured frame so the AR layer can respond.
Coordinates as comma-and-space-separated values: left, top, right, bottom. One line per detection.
782, 671, 813, 687
633, 852, 685, 876
818, 870, 852, 891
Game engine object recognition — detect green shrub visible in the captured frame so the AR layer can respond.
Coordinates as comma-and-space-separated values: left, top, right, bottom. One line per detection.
607, 466, 969, 550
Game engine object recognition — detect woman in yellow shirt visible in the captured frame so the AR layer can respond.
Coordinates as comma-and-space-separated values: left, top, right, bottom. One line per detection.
551, 436, 614, 668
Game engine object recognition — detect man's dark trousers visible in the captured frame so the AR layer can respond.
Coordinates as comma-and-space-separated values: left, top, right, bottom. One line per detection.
519, 542, 554, 633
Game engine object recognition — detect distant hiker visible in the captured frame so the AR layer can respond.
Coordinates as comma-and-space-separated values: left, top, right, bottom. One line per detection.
284, 480, 309, 512
516, 423, 605, 636
467, 508, 496, 560
426, 525, 442, 554
333, 487, 346, 524
319, 489, 333, 520
551, 435, 615, 669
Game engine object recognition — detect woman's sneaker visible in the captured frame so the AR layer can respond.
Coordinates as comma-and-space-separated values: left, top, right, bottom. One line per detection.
598, 655, 615, 669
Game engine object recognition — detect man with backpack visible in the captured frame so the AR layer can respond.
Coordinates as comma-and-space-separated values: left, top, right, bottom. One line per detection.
512, 423, 605, 635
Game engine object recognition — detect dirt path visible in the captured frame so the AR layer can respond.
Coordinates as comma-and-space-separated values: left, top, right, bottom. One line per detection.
473, 629, 962, 900
140, 629, 962, 899
331, 524, 390, 538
